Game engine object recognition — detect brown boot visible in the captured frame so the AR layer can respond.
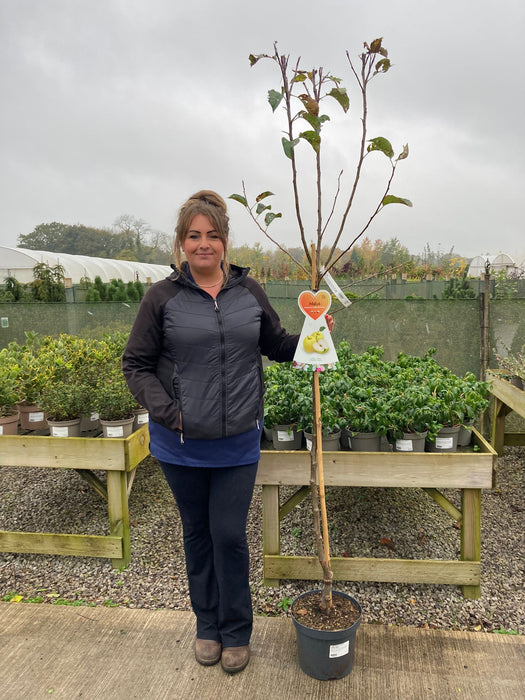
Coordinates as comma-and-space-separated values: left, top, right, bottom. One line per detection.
221, 645, 250, 673
195, 638, 222, 666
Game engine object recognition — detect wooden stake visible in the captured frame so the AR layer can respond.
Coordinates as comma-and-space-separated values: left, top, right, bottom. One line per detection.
310, 244, 333, 609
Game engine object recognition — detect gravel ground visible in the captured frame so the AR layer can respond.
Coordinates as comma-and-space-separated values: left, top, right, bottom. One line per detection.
0, 446, 523, 634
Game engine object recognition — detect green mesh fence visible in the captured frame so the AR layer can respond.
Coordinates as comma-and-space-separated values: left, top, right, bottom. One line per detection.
1, 299, 524, 379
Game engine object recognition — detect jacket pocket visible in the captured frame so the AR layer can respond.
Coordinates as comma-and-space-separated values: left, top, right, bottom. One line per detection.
171, 372, 183, 430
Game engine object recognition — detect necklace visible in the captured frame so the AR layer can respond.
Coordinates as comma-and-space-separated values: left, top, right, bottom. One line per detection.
195, 275, 224, 289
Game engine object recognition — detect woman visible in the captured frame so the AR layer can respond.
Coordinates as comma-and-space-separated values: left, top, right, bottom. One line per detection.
122, 190, 300, 674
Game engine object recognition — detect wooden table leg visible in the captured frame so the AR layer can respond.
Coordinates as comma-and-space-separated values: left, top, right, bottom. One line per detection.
107, 470, 130, 569
262, 485, 280, 587
460, 488, 481, 599
491, 396, 509, 456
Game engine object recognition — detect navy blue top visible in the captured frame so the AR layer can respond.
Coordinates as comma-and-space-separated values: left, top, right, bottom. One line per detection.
149, 419, 262, 467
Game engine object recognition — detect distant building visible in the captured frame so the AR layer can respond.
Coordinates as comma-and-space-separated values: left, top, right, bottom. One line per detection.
0, 246, 172, 286
467, 252, 522, 277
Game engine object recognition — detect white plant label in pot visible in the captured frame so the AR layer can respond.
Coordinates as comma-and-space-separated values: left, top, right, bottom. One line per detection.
51, 426, 69, 437
436, 437, 454, 449
329, 641, 350, 658
106, 426, 124, 438
137, 412, 149, 425
89, 412, 100, 422
29, 412, 44, 422
277, 430, 295, 442
396, 439, 414, 452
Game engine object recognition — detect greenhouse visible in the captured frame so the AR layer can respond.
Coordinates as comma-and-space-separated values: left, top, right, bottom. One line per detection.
467, 252, 519, 277
0, 246, 172, 285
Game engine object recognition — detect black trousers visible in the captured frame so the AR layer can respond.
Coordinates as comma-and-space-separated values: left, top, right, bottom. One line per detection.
159, 461, 258, 648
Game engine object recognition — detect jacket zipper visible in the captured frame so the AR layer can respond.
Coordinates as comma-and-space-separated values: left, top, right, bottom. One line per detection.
214, 298, 227, 436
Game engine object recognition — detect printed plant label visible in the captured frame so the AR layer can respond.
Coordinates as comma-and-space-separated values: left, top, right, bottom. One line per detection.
435, 437, 454, 449
329, 640, 350, 658
395, 439, 414, 452
277, 430, 296, 442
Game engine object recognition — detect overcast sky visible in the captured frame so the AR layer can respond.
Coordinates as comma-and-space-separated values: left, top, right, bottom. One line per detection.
1, 0, 524, 262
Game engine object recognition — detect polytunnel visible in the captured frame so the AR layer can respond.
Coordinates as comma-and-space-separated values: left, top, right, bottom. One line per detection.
0, 246, 172, 285
467, 252, 517, 277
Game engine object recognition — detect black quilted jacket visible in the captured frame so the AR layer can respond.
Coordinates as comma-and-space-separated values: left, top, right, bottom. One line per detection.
122, 263, 298, 440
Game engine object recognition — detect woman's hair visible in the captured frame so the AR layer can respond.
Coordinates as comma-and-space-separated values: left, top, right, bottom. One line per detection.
173, 190, 230, 271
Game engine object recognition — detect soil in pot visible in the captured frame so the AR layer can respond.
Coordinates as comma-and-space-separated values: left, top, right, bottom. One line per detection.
291, 590, 362, 681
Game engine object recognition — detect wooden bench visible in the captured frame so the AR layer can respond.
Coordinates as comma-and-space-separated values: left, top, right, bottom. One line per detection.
487, 369, 525, 456
0, 425, 149, 568
256, 429, 496, 599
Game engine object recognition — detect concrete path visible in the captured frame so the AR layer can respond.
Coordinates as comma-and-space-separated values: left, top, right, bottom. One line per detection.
0, 602, 523, 699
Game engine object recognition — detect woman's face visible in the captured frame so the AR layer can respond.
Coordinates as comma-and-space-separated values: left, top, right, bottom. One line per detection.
182, 214, 225, 276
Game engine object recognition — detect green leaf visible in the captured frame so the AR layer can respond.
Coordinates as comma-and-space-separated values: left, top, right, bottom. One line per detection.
299, 130, 321, 153
249, 54, 262, 66
328, 87, 350, 113
256, 202, 271, 215
382, 195, 413, 207
375, 58, 391, 74
367, 137, 394, 158
228, 194, 248, 207
268, 89, 283, 112
264, 212, 282, 226
397, 144, 409, 161
292, 72, 307, 83
256, 191, 275, 202
282, 137, 300, 159
299, 111, 318, 130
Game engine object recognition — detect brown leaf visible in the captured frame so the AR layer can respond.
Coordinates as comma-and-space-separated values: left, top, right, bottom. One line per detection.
380, 537, 395, 551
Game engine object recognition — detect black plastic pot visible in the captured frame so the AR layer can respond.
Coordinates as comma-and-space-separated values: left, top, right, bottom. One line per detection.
292, 590, 362, 681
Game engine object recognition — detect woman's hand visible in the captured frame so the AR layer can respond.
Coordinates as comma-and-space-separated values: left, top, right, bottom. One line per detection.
325, 314, 334, 333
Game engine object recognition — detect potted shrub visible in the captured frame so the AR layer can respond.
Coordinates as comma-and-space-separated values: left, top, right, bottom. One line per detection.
38, 380, 91, 437
456, 372, 489, 446
10, 334, 53, 430
338, 385, 388, 451
0, 351, 21, 435
423, 361, 488, 452
386, 383, 440, 452
297, 382, 344, 451
264, 362, 308, 449
94, 369, 137, 438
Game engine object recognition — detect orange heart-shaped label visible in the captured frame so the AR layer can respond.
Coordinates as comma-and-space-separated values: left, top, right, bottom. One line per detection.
298, 290, 331, 320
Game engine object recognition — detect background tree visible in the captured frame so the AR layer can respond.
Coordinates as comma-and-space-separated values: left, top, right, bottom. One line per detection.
30, 263, 66, 302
